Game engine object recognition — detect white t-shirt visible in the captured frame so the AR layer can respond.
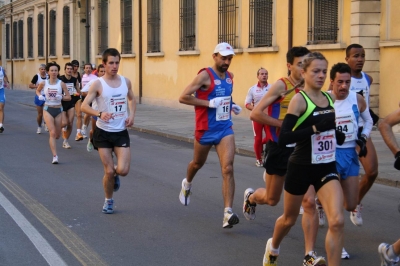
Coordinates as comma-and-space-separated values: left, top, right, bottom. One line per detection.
244, 83, 271, 107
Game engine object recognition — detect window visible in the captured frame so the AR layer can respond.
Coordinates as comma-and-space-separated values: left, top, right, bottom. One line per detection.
27, 17, 33, 58
249, 0, 273, 48
5, 24, 10, 59
218, 0, 238, 48
38, 14, 44, 57
179, 0, 196, 51
98, 0, 108, 55
12, 21, 17, 58
121, 0, 132, 54
18, 20, 23, 58
63, 6, 70, 55
49, 10, 56, 56
307, 0, 338, 44
147, 0, 160, 53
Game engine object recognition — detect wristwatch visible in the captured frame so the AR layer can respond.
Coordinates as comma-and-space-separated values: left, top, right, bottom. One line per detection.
98, 112, 102, 118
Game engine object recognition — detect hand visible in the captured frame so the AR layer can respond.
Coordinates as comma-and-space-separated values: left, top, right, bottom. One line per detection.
209, 97, 224, 108
125, 116, 134, 127
356, 135, 367, 157
100, 112, 113, 122
394, 151, 400, 170
335, 130, 346, 145
38, 95, 46, 101
231, 104, 242, 115
315, 117, 336, 132
55, 95, 63, 101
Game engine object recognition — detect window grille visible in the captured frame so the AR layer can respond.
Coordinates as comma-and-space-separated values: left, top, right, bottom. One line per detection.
98, 0, 108, 54
218, 0, 238, 48
49, 10, 56, 56
147, 0, 160, 53
38, 14, 44, 57
307, 0, 338, 44
121, 0, 132, 54
63, 6, 70, 55
249, 0, 273, 48
27, 17, 33, 58
12, 21, 17, 58
179, 0, 196, 51
5, 24, 10, 59
18, 20, 23, 58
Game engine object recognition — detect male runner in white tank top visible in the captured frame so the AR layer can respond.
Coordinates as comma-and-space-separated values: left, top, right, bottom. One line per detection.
81, 48, 136, 214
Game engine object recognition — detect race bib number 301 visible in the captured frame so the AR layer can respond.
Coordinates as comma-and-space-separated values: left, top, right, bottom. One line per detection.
216, 96, 231, 121
311, 129, 336, 164
108, 96, 127, 119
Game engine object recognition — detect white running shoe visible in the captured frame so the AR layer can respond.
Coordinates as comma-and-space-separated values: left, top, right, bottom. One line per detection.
81, 129, 87, 139
303, 251, 326, 266
299, 206, 304, 215
44, 124, 49, 132
350, 204, 363, 226
63, 141, 71, 149
179, 178, 191, 206
87, 139, 94, 152
379, 243, 400, 266
341, 247, 350, 259
315, 199, 326, 227
52, 155, 58, 164
36, 127, 42, 134
222, 210, 239, 228
263, 238, 279, 266
243, 188, 256, 220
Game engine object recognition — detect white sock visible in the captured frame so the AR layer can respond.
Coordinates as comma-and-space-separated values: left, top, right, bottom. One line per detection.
224, 207, 232, 213
0, 123, 3, 127
183, 179, 192, 189
77, 129, 81, 133
269, 243, 280, 255
82, 125, 86, 131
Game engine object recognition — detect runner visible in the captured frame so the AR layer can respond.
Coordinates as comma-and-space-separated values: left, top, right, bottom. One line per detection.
71, 59, 84, 141
29, 64, 48, 134
345, 43, 379, 226
81, 48, 136, 214
59, 63, 80, 149
0, 65, 10, 133
81, 63, 98, 139
262, 52, 345, 266
178, 42, 241, 228
81, 64, 105, 152
244, 67, 272, 166
36, 62, 71, 163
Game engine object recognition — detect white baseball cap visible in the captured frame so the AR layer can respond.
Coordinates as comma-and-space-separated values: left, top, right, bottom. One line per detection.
214, 42, 235, 56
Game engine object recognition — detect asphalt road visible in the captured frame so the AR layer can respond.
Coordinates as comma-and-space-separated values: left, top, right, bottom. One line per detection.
0, 96, 399, 265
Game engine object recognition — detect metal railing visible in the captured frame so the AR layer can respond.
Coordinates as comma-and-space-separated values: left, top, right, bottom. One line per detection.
63, 6, 70, 55
147, 0, 160, 52
179, 0, 196, 51
307, 0, 338, 44
98, 0, 108, 55
218, 0, 238, 48
249, 0, 273, 48
121, 0, 133, 54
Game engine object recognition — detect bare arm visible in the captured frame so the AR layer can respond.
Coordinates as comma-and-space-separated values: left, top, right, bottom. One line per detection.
378, 108, 400, 155
179, 71, 212, 107
36, 81, 45, 97
125, 78, 136, 127
28, 83, 37, 89
61, 82, 71, 101
81, 80, 101, 116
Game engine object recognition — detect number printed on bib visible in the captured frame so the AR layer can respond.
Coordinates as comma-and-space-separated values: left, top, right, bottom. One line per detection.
66, 83, 75, 94
336, 113, 356, 142
311, 129, 336, 164
108, 96, 127, 119
216, 96, 231, 121
48, 88, 58, 101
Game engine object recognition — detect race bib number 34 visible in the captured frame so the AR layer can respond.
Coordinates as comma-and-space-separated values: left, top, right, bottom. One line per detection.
216, 96, 231, 121
311, 129, 336, 164
108, 96, 127, 119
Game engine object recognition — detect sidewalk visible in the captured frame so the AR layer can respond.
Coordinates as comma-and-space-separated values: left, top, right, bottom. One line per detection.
7, 89, 400, 188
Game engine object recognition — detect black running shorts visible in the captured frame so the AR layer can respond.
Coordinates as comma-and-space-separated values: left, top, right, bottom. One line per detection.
263, 141, 294, 176
93, 127, 130, 149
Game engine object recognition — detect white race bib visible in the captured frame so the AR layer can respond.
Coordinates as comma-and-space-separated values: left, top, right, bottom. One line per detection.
311, 129, 336, 164
47, 88, 58, 101
216, 96, 231, 121
336, 113, 356, 142
108, 96, 127, 119
66, 83, 75, 94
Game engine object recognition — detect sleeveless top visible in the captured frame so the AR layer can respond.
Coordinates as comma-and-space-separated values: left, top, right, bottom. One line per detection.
290, 91, 336, 165
267, 77, 300, 142
195, 67, 233, 131
350, 72, 370, 126
334, 91, 360, 148
36, 73, 47, 95
60, 75, 78, 97
44, 79, 63, 106
0, 67, 4, 89
95, 76, 129, 132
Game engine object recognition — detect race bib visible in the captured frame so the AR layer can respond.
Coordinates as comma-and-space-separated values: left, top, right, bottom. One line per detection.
108, 96, 127, 119
216, 96, 231, 121
336, 113, 356, 142
66, 83, 75, 95
311, 129, 336, 164
47, 88, 58, 101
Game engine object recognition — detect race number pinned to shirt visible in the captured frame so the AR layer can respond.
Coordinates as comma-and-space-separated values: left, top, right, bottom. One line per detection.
216, 96, 231, 121
47, 88, 58, 101
108, 96, 127, 119
336, 113, 356, 142
311, 129, 336, 164
66, 83, 75, 95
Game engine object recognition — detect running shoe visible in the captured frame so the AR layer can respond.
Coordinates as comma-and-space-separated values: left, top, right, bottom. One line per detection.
222, 210, 239, 228
179, 178, 191, 206
255, 159, 263, 167
102, 199, 114, 214
243, 188, 256, 220
0, 126, 4, 133
62, 129, 67, 139
350, 204, 363, 226
379, 243, 400, 266
316, 199, 326, 227
299, 206, 304, 215
75, 132, 83, 141
37, 127, 42, 134
87, 139, 94, 152
81, 129, 87, 139
44, 124, 49, 132
114, 174, 120, 192
63, 141, 71, 149
303, 251, 326, 266
52, 155, 58, 164
263, 238, 279, 266
341, 247, 350, 259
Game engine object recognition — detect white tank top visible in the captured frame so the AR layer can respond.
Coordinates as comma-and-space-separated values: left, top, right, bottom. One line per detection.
36, 73, 47, 95
0, 67, 4, 89
44, 79, 63, 106
350, 72, 370, 126
334, 91, 360, 148
95, 76, 129, 132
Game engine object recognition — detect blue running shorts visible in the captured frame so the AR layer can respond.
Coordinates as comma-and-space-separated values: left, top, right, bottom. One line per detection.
0, 89, 5, 103
336, 147, 360, 180
195, 127, 234, 146
34, 95, 45, 106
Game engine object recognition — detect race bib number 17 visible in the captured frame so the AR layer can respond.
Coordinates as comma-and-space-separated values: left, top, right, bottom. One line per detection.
108, 96, 127, 119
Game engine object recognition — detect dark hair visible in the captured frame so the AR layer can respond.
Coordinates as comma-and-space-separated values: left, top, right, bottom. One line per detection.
102, 48, 121, 63
330, 63, 351, 80
301, 52, 327, 71
84, 63, 93, 69
71, 59, 79, 66
286, 46, 310, 64
46, 61, 60, 72
97, 64, 104, 72
64, 62, 74, 70
346, 44, 363, 57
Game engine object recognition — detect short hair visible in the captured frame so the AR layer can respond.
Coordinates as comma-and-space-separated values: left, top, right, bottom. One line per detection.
301, 52, 327, 71
346, 44, 363, 57
39, 64, 46, 69
83, 63, 93, 69
102, 48, 121, 63
286, 47, 310, 64
97, 64, 104, 72
71, 59, 79, 66
46, 61, 60, 72
330, 63, 351, 80
257, 67, 267, 75
64, 62, 74, 70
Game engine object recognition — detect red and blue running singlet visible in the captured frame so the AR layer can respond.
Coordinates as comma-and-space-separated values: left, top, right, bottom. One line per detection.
195, 67, 233, 131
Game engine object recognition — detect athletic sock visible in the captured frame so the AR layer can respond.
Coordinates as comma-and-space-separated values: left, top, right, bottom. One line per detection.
224, 207, 233, 213
388, 245, 399, 260
77, 129, 81, 133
